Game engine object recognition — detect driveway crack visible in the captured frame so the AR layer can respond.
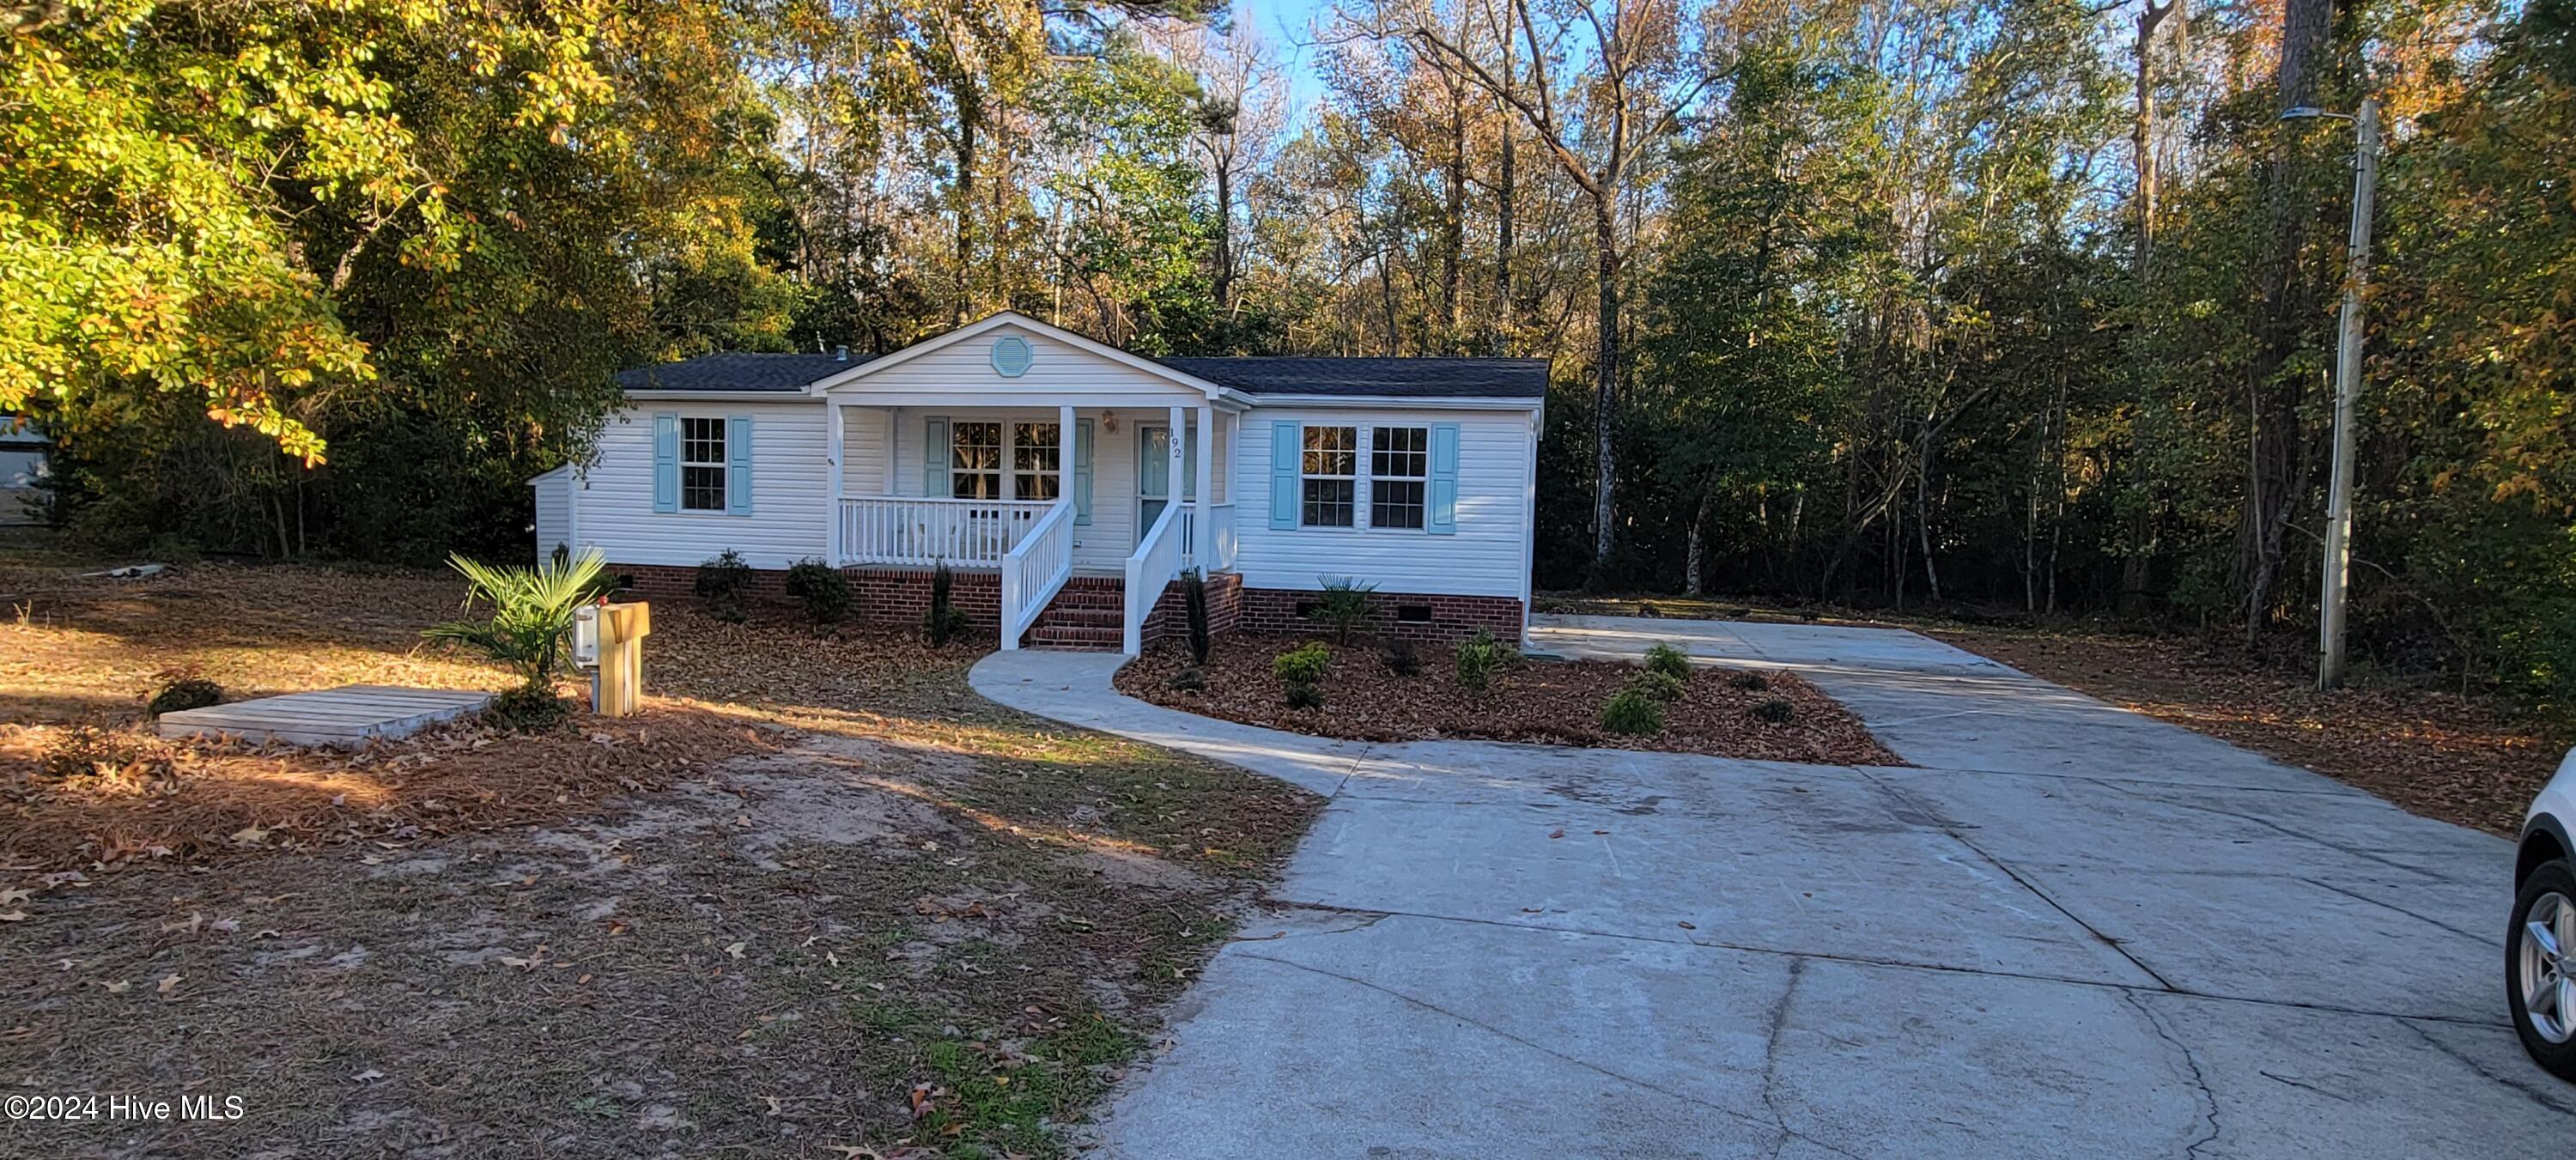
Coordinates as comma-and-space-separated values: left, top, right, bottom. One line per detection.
1231, 950, 1866, 1159
2397, 1017, 2576, 1117
2122, 991, 2222, 1158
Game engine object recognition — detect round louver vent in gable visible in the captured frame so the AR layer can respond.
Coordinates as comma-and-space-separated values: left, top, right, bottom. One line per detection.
990, 335, 1034, 378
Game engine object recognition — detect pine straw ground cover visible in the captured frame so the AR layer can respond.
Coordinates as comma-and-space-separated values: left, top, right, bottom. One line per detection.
1115, 635, 1904, 766
1539, 592, 2565, 837
0, 547, 1321, 1159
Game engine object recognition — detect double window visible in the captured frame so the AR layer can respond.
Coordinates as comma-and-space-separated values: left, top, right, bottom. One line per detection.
951, 419, 1060, 501
1301, 426, 1358, 527
680, 417, 728, 512
1298, 425, 1431, 531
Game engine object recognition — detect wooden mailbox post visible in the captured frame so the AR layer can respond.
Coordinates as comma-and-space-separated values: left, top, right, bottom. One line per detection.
591, 600, 650, 717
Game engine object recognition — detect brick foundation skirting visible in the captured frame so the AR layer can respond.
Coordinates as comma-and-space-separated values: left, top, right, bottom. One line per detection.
1237, 586, 1522, 644
607, 562, 1516, 647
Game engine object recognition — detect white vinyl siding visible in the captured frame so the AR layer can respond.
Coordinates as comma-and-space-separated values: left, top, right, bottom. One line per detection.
530, 467, 573, 565
577, 402, 829, 570
1235, 407, 1534, 599
841, 408, 890, 496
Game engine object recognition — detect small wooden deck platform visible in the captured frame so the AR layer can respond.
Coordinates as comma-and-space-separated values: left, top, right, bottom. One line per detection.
156, 684, 493, 748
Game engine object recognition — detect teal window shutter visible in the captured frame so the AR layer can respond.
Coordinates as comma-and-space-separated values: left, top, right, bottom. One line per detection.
1073, 418, 1095, 524
652, 413, 678, 513
923, 417, 951, 496
1268, 422, 1300, 530
1428, 422, 1461, 535
726, 415, 754, 515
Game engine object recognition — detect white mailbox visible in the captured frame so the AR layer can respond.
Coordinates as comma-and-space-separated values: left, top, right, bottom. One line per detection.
572, 604, 600, 667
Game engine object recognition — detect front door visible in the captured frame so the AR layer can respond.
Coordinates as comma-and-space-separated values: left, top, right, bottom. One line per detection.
1136, 424, 1195, 548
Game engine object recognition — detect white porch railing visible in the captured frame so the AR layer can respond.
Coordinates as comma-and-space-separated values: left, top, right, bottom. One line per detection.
1123, 503, 1187, 655
999, 500, 1076, 650
1179, 502, 1237, 573
838, 497, 1054, 568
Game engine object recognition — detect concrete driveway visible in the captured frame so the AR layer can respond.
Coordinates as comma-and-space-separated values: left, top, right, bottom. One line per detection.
969, 614, 2576, 1157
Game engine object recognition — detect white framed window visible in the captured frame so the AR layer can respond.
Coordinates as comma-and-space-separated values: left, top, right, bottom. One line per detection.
1013, 422, 1060, 501
1301, 425, 1357, 527
1370, 426, 1428, 530
680, 417, 727, 512
952, 421, 1004, 499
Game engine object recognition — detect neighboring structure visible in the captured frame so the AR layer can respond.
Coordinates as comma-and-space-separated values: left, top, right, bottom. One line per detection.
532, 312, 1546, 651
0, 416, 45, 525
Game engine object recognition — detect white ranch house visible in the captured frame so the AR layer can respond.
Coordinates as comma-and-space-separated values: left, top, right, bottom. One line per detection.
532, 313, 1546, 651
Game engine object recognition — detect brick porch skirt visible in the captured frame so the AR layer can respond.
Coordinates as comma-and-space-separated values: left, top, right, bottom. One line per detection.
605, 562, 1522, 645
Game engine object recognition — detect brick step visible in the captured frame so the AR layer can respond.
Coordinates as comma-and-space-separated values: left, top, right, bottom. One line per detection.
1044, 592, 1125, 607
1036, 609, 1123, 629
1024, 627, 1121, 648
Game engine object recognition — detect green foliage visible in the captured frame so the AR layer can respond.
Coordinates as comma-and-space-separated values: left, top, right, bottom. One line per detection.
1307, 576, 1378, 645
1753, 699, 1796, 724
925, 562, 970, 645
784, 558, 854, 625
41, 725, 150, 781
1284, 682, 1325, 710
422, 548, 607, 693
1454, 629, 1509, 691
1629, 671, 1686, 702
1273, 641, 1332, 686
1166, 665, 1206, 691
696, 550, 754, 623
145, 677, 223, 718
482, 684, 569, 732
1728, 671, 1771, 692
1381, 636, 1421, 677
1601, 688, 1665, 736
1182, 568, 1212, 665
1643, 643, 1692, 681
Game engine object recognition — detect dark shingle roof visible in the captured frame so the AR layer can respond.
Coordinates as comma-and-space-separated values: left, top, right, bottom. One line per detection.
615, 352, 870, 392
615, 349, 1549, 400
1157, 356, 1549, 399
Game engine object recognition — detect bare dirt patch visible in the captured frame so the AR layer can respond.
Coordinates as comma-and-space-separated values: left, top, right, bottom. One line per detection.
0, 547, 1323, 1157
1115, 635, 1904, 766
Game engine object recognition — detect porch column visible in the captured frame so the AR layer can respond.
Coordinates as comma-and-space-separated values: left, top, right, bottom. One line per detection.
826, 401, 844, 562
1194, 404, 1213, 571
1059, 404, 1075, 508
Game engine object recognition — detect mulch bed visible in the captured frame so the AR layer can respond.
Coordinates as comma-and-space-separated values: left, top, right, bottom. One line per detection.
1115, 635, 1905, 766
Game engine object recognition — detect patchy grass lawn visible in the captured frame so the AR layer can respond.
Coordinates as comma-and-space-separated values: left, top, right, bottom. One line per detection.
1, 540, 1321, 1158
1116, 635, 1902, 766
1540, 591, 2565, 836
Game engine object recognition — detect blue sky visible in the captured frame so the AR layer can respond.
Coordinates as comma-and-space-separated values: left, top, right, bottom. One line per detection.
1228, 0, 1332, 114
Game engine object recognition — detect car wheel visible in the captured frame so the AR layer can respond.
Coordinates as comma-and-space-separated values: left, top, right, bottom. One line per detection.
2508, 858, 2576, 1081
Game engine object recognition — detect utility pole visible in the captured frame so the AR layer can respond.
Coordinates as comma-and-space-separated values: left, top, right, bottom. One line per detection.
2286, 95, 2379, 690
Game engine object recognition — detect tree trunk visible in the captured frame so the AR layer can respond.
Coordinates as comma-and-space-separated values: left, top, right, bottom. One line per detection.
2120, 0, 2172, 615
1492, 21, 1516, 355
1589, 198, 1620, 580
1685, 490, 1709, 596
1443, 91, 1466, 351
951, 103, 979, 326
2239, 0, 2334, 636
1213, 160, 1236, 313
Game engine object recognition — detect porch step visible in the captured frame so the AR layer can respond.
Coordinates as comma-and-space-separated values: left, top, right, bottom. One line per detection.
1020, 578, 1127, 651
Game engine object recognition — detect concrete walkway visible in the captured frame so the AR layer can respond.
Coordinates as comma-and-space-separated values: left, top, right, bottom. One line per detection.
969, 616, 2575, 1157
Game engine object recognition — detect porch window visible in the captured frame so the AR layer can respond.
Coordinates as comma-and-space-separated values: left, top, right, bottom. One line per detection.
1013, 422, 1061, 501
951, 421, 1003, 500
680, 417, 727, 512
1301, 425, 1357, 527
1370, 426, 1428, 530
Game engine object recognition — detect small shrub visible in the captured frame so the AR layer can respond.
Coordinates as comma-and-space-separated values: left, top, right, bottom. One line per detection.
1601, 688, 1665, 735
1753, 698, 1795, 724
784, 558, 854, 625
1273, 641, 1332, 686
1307, 575, 1378, 645
145, 677, 223, 717
1629, 671, 1686, 702
1274, 641, 1331, 709
424, 549, 608, 696
924, 562, 970, 644
696, 550, 755, 623
1455, 628, 1508, 691
1182, 569, 1212, 665
1381, 637, 1421, 677
41, 726, 150, 781
1728, 671, 1770, 691
1643, 643, 1692, 681
1167, 666, 1206, 691
483, 684, 569, 732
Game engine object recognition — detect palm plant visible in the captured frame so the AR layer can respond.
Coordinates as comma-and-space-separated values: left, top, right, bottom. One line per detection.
423, 548, 609, 693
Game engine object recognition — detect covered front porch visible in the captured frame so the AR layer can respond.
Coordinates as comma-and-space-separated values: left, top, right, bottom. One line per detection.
824, 399, 1239, 652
